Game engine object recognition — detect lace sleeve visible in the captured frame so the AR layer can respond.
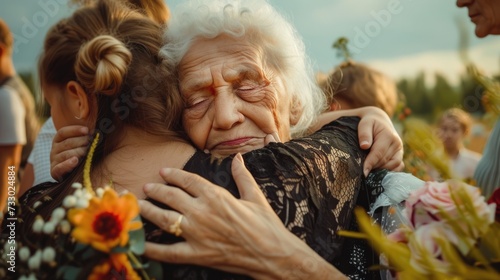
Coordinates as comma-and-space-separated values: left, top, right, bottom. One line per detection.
242, 117, 367, 262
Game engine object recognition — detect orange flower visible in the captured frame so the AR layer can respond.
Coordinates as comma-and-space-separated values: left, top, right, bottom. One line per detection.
68, 188, 142, 253
88, 253, 141, 280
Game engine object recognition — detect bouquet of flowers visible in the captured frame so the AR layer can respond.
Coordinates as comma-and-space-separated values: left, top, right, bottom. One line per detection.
343, 180, 500, 279
1, 134, 161, 280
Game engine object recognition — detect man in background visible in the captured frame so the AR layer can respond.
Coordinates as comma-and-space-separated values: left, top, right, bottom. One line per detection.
0, 18, 39, 212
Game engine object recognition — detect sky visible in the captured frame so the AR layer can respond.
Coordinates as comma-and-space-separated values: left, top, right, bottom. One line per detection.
1, 0, 499, 86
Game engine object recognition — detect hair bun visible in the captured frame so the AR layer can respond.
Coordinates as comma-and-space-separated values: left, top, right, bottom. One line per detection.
75, 34, 132, 95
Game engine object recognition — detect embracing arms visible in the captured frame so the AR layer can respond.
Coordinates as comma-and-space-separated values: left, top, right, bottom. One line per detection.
140, 154, 348, 280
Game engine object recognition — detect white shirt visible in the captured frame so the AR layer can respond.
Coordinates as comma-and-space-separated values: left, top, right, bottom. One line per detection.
0, 85, 26, 145
451, 148, 482, 180
27, 117, 57, 186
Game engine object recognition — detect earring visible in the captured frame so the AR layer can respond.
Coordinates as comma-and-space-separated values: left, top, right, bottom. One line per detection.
74, 115, 82, 120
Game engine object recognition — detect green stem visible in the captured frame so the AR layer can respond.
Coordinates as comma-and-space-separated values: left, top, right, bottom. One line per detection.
127, 251, 150, 280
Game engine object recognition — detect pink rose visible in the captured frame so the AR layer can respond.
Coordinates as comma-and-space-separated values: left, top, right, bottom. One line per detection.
405, 180, 494, 240
404, 183, 445, 228
408, 222, 450, 274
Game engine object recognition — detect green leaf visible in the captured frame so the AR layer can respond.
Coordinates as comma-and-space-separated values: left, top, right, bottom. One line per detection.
110, 245, 130, 253
143, 260, 163, 280
129, 216, 146, 255
57, 265, 82, 280
129, 229, 146, 255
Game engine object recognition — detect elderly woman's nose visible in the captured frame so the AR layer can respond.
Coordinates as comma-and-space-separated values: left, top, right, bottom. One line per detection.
212, 94, 244, 129
456, 0, 473, 7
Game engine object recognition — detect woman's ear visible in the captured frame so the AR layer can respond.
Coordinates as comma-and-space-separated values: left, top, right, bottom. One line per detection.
66, 81, 90, 120
289, 96, 303, 125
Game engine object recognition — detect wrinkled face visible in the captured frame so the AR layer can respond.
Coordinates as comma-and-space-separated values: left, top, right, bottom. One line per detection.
43, 84, 76, 130
179, 35, 293, 157
438, 117, 464, 150
456, 0, 500, 37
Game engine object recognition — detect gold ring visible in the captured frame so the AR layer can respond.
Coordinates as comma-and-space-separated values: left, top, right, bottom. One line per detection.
169, 214, 183, 236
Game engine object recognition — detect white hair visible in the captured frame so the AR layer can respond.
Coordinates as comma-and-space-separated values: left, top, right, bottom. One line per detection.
160, 0, 327, 137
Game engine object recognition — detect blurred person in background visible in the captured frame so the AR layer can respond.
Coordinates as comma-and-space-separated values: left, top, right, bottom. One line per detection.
319, 60, 398, 118
457, 0, 500, 197
0, 18, 39, 212
436, 108, 481, 180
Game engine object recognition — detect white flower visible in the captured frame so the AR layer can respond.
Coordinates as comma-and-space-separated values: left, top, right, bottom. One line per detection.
83, 191, 93, 200
32, 217, 44, 233
27, 250, 41, 270
59, 220, 71, 234
96, 188, 105, 198
3, 241, 13, 257
42, 222, 55, 235
75, 198, 89, 208
73, 189, 83, 198
42, 247, 56, 263
33, 201, 42, 209
51, 207, 66, 222
72, 182, 83, 189
19, 247, 30, 262
62, 195, 77, 208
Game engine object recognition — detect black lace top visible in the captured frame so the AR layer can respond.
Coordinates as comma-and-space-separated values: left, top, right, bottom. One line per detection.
3, 117, 384, 280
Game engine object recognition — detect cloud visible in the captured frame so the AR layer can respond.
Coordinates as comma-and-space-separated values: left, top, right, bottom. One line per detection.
365, 40, 500, 85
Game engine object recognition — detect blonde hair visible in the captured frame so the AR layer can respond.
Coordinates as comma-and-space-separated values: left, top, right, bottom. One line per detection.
39, 0, 182, 138
29, 0, 183, 232
0, 18, 13, 49
322, 61, 398, 117
438, 108, 472, 135
71, 0, 170, 24
75, 35, 132, 95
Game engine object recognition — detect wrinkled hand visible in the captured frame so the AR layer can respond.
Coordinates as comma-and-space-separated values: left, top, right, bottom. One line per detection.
357, 106, 404, 176
50, 125, 89, 181
139, 154, 345, 280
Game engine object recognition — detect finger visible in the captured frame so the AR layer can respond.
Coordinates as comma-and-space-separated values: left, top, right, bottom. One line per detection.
144, 242, 244, 274
231, 153, 272, 211
264, 132, 281, 145
394, 161, 405, 172
52, 125, 89, 145
363, 151, 380, 177
379, 150, 404, 171
51, 146, 88, 166
51, 157, 79, 181
52, 135, 90, 155
159, 167, 212, 197
139, 200, 185, 233
143, 182, 195, 213
144, 241, 194, 263
357, 118, 374, 150
371, 135, 403, 170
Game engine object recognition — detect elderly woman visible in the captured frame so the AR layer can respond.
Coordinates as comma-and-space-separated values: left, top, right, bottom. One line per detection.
159, 0, 402, 173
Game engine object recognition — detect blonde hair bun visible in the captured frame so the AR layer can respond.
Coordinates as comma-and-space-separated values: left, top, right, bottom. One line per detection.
75, 34, 132, 95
